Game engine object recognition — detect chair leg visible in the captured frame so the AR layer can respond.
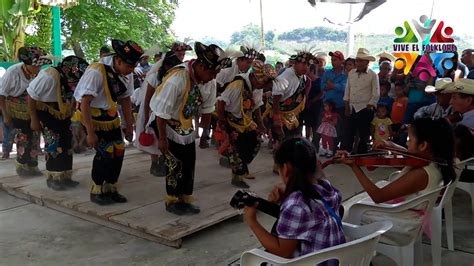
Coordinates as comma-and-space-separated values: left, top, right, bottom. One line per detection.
403, 242, 416, 266
414, 237, 423, 266
471, 184, 474, 214
377, 242, 415, 266
431, 208, 442, 266
445, 201, 455, 251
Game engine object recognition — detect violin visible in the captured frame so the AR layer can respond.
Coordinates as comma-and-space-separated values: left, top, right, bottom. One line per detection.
322, 147, 437, 171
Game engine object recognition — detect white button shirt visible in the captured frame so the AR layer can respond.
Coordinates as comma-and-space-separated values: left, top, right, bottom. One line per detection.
272, 67, 305, 102
0, 63, 32, 97
343, 68, 380, 113
27, 68, 58, 102
149, 62, 217, 121
74, 55, 134, 110
215, 60, 240, 87
217, 73, 264, 118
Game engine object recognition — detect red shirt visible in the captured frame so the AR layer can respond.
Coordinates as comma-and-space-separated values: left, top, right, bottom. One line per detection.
391, 96, 408, 124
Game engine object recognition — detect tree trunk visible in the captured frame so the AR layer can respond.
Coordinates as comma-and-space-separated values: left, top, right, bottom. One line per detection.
72, 41, 85, 59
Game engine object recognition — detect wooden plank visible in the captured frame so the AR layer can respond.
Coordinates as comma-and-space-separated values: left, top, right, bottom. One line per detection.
0, 143, 394, 250
41, 195, 182, 248
110, 168, 278, 241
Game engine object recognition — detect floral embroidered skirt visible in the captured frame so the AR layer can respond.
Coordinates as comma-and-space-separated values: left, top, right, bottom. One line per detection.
12, 118, 40, 168
226, 129, 260, 176
38, 110, 73, 173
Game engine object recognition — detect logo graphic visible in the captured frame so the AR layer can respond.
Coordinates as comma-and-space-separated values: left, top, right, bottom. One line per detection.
392, 15, 457, 81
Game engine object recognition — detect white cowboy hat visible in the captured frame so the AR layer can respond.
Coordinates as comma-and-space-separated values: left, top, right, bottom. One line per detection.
442, 78, 474, 95
356, 48, 376, 62
425, 77, 454, 94
377, 51, 397, 62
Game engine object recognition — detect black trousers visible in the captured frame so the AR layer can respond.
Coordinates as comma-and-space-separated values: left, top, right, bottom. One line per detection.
345, 107, 374, 154
91, 127, 124, 185
166, 139, 196, 197
229, 130, 260, 175
12, 118, 39, 167
38, 111, 73, 172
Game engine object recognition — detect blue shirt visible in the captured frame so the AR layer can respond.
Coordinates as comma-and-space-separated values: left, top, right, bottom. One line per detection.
468, 66, 474, 80
378, 96, 394, 113
321, 69, 347, 108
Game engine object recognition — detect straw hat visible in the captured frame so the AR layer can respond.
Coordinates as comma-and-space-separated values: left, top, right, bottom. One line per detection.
377, 51, 397, 62
355, 48, 376, 62
442, 78, 474, 95
425, 78, 454, 94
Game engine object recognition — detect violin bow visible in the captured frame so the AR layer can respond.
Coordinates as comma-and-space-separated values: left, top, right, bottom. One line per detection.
373, 146, 449, 166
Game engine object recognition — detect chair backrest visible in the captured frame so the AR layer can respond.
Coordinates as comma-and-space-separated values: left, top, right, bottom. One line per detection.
438, 158, 474, 208
240, 221, 393, 266
437, 179, 458, 209
348, 186, 445, 223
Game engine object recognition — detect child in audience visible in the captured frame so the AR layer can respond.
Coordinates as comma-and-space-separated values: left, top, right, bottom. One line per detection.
244, 137, 345, 265
390, 82, 408, 145
371, 104, 393, 142
378, 80, 394, 113
317, 101, 338, 158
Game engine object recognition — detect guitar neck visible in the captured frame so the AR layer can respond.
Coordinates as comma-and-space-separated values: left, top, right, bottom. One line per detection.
256, 198, 280, 218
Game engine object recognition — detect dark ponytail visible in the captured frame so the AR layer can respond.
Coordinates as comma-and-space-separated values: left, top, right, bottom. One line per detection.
157, 51, 182, 83
274, 137, 320, 203
411, 118, 455, 185
453, 124, 474, 161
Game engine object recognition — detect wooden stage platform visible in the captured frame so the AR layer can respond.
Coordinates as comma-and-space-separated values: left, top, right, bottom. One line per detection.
0, 144, 392, 248
0, 145, 280, 248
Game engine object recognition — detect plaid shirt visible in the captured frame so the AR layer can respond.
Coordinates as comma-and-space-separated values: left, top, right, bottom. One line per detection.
276, 179, 345, 266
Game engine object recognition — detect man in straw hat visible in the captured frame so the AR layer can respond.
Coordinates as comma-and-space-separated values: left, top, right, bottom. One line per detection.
74, 39, 144, 205
377, 51, 396, 65
414, 78, 454, 120
217, 60, 274, 188
149, 42, 233, 215
343, 48, 380, 154
28, 56, 89, 191
0, 46, 52, 176
446, 78, 474, 130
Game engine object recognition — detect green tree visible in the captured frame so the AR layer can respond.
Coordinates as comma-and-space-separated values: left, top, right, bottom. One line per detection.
230, 23, 276, 50
279, 27, 346, 42
0, 0, 41, 61
61, 0, 177, 61
230, 23, 260, 46
24, 5, 52, 52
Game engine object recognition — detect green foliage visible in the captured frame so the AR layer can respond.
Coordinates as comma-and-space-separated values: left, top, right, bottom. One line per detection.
0, 0, 40, 61
279, 27, 346, 42
230, 23, 260, 45
25, 5, 52, 52
61, 0, 177, 61
229, 23, 275, 49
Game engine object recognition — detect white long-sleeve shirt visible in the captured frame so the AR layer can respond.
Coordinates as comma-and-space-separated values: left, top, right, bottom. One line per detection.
344, 68, 380, 113
74, 56, 134, 110
217, 73, 263, 119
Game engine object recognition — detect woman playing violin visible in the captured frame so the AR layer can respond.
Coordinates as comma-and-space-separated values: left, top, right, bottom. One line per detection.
336, 118, 455, 245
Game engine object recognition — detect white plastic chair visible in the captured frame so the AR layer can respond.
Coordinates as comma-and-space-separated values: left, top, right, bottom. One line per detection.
456, 158, 474, 214
240, 221, 393, 266
345, 186, 445, 266
457, 182, 474, 213
430, 179, 458, 266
